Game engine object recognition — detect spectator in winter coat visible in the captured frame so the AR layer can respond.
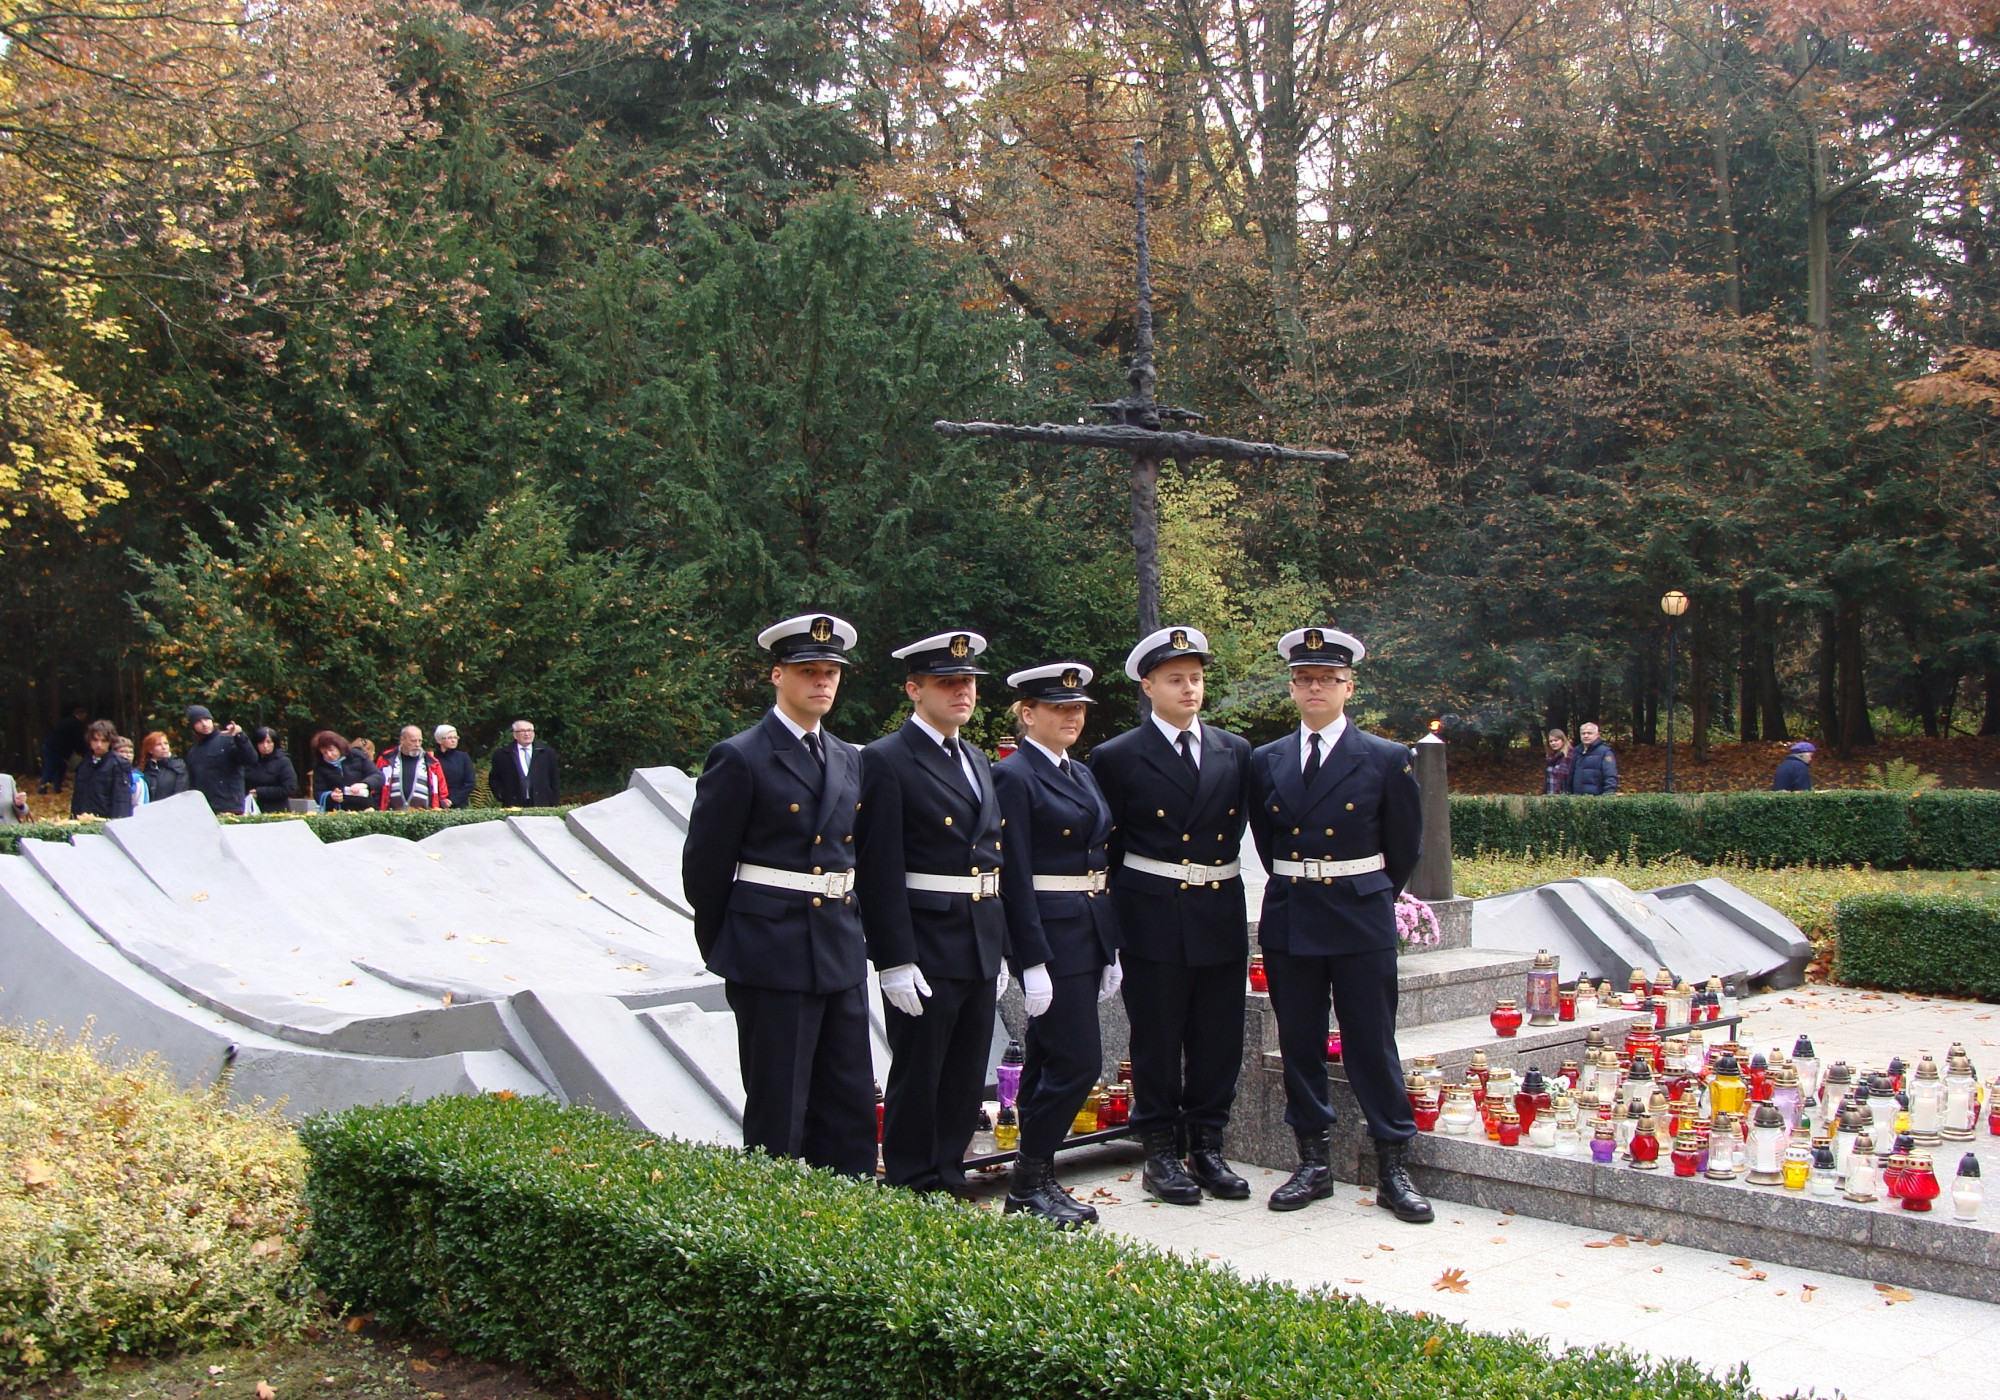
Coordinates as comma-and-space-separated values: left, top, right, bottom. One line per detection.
1568, 723, 1619, 795
1773, 741, 1816, 792
183, 705, 257, 813
1543, 729, 1575, 794
71, 720, 133, 820
489, 719, 560, 807
310, 731, 381, 812
245, 727, 299, 813
113, 736, 148, 808
139, 732, 191, 801
433, 725, 475, 809
377, 725, 449, 810
37, 705, 88, 793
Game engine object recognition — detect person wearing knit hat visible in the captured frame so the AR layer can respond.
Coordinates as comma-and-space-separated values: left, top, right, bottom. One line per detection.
1774, 740, 1816, 792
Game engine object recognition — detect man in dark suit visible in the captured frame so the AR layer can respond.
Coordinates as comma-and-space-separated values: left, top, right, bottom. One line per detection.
681, 614, 875, 1178
992, 662, 1120, 1225
856, 629, 1012, 1195
489, 719, 561, 807
1089, 626, 1254, 1206
1248, 626, 1431, 1223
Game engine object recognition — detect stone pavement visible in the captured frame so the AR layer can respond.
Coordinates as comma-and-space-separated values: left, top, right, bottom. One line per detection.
980, 986, 2000, 1400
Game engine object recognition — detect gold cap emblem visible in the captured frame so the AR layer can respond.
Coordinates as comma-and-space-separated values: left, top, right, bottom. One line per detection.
1305, 629, 1324, 651
1061, 668, 1081, 689
949, 634, 970, 658
1170, 629, 1190, 650
810, 616, 833, 643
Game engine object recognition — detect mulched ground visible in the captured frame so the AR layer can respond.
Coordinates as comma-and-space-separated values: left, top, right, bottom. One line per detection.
1444, 734, 2000, 795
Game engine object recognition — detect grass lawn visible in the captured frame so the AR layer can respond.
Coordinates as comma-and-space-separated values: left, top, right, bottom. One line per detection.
20, 1324, 581, 1400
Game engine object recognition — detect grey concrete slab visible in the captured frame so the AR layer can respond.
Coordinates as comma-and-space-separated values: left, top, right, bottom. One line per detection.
511, 989, 740, 1144
564, 789, 695, 917
639, 1002, 745, 1124
628, 765, 694, 830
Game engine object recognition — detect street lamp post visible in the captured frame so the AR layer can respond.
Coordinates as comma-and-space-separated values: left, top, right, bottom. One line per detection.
1661, 590, 1690, 793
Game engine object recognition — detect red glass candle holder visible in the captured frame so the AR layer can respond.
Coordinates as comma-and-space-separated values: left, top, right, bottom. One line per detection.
1101, 1084, 1130, 1127
1497, 1113, 1521, 1147
1325, 1031, 1342, 1063
1989, 1102, 2000, 1136
1558, 987, 1578, 1022
1630, 1130, 1660, 1168
1901, 1157, 1941, 1211
1415, 1094, 1441, 1132
1248, 955, 1268, 994
1652, 996, 1669, 1029
1490, 999, 1523, 1038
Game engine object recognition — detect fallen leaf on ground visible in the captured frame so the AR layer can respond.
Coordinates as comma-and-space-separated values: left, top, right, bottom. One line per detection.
1551, 1299, 1571, 1308
1608, 1233, 1629, 1246
1774, 1289, 1787, 1296
344, 1315, 372, 1333
251, 1236, 283, 1258
1801, 1285, 1820, 1302
257, 1383, 277, 1400
1205, 1252, 1220, 1259
1875, 1284, 1915, 1304
1357, 1197, 1375, 1205
1729, 1258, 1753, 1267
1432, 1267, 1469, 1294
1740, 1270, 1768, 1281
18, 1159, 54, 1188
1118, 1173, 1134, 1182
1645, 1237, 1663, 1246
1377, 1244, 1396, 1251
1489, 1237, 1508, 1244
1652, 1266, 1663, 1273
1639, 1304, 1663, 1312
209, 1368, 225, 1376
409, 1360, 435, 1374
1345, 1277, 1365, 1283
1584, 1240, 1612, 1249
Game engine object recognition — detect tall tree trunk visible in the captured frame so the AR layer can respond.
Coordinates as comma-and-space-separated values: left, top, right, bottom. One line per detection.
1258, 1, 1309, 368
1836, 601, 1873, 753
1712, 66, 1743, 317
1737, 590, 1759, 740
1817, 610, 1839, 743
1691, 611, 1711, 762
1806, 123, 1832, 387
1758, 637, 1787, 740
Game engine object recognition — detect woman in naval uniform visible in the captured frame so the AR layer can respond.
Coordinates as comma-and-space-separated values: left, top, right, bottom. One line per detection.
990, 663, 1123, 1226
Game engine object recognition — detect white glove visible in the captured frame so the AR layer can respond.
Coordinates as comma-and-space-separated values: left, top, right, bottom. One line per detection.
1022, 963, 1053, 1018
1098, 954, 1124, 1003
995, 965, 1010, 998
879, 962, 932, 1018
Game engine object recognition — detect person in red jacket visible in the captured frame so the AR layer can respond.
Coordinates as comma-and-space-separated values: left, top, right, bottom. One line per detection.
377, 725, 449, 810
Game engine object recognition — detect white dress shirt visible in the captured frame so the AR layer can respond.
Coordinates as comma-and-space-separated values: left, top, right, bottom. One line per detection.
1023, 736, 1074, 772
771, 707, 822, 743
1299, 715, 1349, 770
911, 712, 982, 796
516, 743, 533, 775
1151, 712, 1202, 769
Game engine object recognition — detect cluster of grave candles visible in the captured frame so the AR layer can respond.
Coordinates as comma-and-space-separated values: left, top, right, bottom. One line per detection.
1490, 956, 1739, 1039
1407, 1024, 1991, 1221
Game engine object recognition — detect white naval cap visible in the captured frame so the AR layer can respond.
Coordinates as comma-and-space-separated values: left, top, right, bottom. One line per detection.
1124, 625, 1213, 681
891, 629, 989, 675
1007, 662, 1096, 703
755, 613, 858, 663
1277, 626, 1365, 667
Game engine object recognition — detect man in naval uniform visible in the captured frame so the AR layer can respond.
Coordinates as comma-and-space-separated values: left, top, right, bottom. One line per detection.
681, 614, 876, 1178
855, 630, 1020, 1195
1247, 626, 1431, 1222
1088, 626, 1254, 1206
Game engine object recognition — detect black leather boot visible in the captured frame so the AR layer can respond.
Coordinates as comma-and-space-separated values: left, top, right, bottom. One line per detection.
1374, 1138, 1435, 1223
1185, 1125, 1251, 1199
1140, 1127, 1203, 1205
1005, 1155, 1095, 1227
1268, 1127, 1335, 1212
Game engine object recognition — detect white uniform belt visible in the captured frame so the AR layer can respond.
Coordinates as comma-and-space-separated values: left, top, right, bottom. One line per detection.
1121, 854, 1241, 886
1032, 871, 1108, 893
734, 862, 855, 898
1272, 853, 1386, 880
906, 870, 1002, 898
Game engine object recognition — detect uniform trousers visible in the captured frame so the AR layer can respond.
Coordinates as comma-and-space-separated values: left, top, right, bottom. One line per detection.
724, 980, 877, 1179
1121, 953, 1245, 1135
1263, 945, 1415, 1143
1016, 970, 1103, 1159
881, 972, 997, 1192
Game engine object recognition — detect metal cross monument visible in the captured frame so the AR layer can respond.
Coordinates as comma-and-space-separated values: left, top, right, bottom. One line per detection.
934, 139, 1349, 638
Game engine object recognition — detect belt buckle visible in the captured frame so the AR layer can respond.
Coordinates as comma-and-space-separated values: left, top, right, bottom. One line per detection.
827, 869, 854, 898
1302, 859, 1323, 880
1091, 870, 1108, 894
1185, 862, 1212, 886
977, 870, 1001, 899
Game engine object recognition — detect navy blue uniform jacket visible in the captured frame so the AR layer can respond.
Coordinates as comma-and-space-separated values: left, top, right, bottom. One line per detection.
1248, 725, 1422, 956
1088, 720, 1253, 967
992, 743, 1120, 977
855, 721, 1008, 983
681, 710, 866, 995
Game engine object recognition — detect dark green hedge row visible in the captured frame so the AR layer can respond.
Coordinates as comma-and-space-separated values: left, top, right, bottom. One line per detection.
301, 1096, 1749, 1400
1833, 894, 2000, 1000
1450, 790, 2000, 869
0, 806, 580, 855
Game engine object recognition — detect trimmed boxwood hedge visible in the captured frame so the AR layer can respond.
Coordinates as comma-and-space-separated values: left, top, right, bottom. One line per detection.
0, 805, 580, 855
301, 1096, 1750, 1400
1450, 790, 2000, 870
1833, 893, 2000, 1001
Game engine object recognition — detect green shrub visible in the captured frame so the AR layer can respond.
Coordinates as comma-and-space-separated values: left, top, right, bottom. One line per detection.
1832, 893, 2000, 999
0, 805, 580, 855
302, 1096, 1749, 1400
0, 1030, 313, 1381
1450, 789, 2000, 869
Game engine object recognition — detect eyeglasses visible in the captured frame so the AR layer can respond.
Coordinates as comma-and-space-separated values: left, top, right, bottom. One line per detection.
1288, 676, 1352, 691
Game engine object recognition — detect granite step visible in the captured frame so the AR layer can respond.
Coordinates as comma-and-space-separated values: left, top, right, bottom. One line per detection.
1394, 947, 1536, 1029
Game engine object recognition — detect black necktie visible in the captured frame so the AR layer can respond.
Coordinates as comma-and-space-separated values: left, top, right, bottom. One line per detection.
1304, 730, 1323, 785
1177, 730, 1199, 779
803, 731, 825, 769
1059, 756, 1072, 779
944, 737, 978, 801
